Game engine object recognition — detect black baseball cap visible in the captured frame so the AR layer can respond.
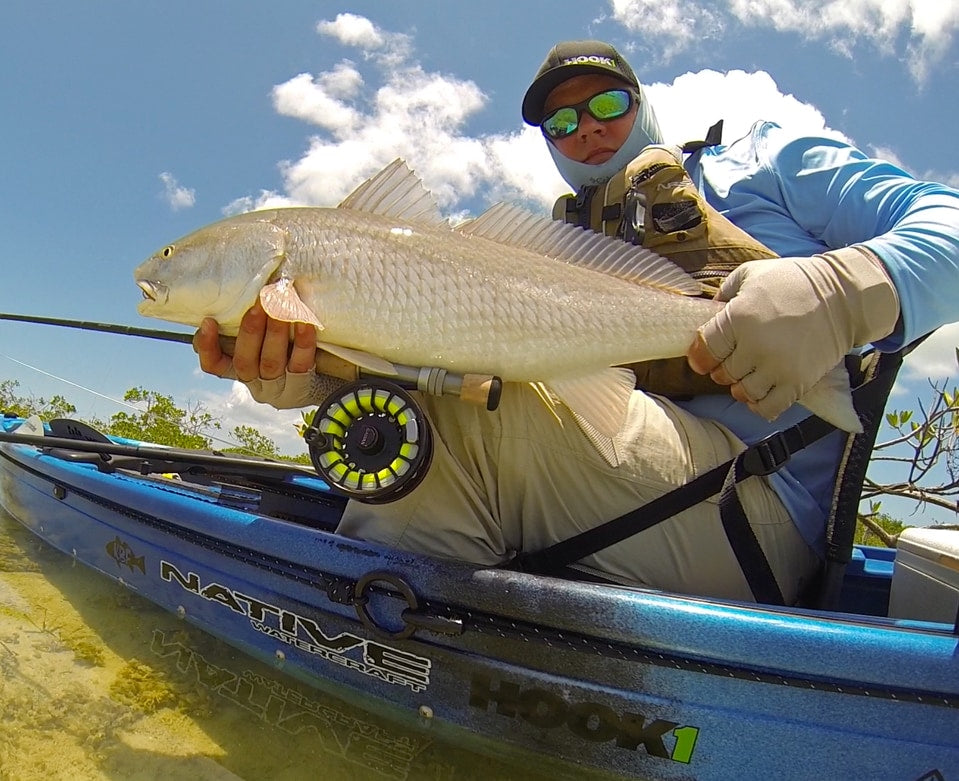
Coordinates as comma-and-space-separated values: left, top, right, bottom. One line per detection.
522, 40, 640, 125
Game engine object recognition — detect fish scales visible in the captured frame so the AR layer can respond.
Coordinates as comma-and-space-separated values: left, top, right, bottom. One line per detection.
135, 159, 861, 459
274, 208, 716, 380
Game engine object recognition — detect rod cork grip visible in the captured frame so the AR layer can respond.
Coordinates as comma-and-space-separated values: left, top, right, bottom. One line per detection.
202, 335, 357, 382
460, 374, 503, 411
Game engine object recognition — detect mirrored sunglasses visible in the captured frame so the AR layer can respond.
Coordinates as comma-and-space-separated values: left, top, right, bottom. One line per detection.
540, 89, 635, 140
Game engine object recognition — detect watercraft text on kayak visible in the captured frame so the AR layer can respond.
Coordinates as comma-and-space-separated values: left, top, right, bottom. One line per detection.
159, 559, 432, 693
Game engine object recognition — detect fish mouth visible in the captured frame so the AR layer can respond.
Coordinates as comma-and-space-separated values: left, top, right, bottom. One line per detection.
136, 280, 167, 305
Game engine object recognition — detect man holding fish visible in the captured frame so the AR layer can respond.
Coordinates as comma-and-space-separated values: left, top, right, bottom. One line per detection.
185, 41, 959, 603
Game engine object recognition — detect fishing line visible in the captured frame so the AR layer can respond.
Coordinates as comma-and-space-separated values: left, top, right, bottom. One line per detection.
1, 353, 141, 410
0, 351, 259, 456
0, 312, 307, 459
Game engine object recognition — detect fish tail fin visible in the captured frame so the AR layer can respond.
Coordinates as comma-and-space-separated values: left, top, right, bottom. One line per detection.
797, 362, 863, 434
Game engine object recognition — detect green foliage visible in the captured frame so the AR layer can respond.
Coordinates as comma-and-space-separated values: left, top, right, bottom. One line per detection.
865, 376, 959, 543
855, 506, 907, 547
2, 377, 312, 461
1, 379, 29, 416
287, 452, 312, 466
102, 387, 217, 449
297, 408, 317, 438
0, 379, 77, 419
225, 425, 280, 459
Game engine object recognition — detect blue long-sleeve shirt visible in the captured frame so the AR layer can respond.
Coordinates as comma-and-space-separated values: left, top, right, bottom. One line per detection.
679, 121, 959, 553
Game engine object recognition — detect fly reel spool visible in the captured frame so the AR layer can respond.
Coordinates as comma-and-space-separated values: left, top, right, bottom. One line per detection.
303, 380, 432, 503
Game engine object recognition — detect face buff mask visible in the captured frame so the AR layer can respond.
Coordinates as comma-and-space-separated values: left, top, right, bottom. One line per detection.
548, 83, 664, 190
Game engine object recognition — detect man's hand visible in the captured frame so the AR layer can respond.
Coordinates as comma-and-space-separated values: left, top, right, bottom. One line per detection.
687, 247, 900, 422
194, 303, 337, 409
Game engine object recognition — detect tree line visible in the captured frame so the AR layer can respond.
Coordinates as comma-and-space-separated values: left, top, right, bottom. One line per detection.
4, 376, 959, 546
0, 379, 307, 464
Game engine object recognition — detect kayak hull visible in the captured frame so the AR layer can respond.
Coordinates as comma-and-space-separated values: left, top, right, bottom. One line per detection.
1, 434, 957, 780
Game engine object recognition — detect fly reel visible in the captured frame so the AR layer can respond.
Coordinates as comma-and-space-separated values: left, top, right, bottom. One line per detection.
303, 380, 432, 503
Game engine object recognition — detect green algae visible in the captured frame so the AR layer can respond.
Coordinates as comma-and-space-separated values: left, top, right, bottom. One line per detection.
110, 659, 178, 713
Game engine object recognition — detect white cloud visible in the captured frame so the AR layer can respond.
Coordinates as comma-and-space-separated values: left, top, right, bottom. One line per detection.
604, 0, 727, 60
195, 380, 308, 456
928, 169, 959, 190
608, 0, 959, 83
645, 69, 848, 147
271, 68, 364, 132
899, 322, 959, 383
316, 13, 385, 49
158, 172, 195, 210
249, 14, 567, 213
249, 15, 849, 216
316, 12, 413, 67
221, 190, 293, 216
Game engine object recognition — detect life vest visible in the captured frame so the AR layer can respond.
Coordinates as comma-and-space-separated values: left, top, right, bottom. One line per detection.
552, 125, 778, 398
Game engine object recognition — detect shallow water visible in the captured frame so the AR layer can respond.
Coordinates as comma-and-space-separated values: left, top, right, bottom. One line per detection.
0, 509, 581, 781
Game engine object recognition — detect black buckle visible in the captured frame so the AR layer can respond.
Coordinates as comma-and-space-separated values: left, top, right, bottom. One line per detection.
741, 431, 796, 476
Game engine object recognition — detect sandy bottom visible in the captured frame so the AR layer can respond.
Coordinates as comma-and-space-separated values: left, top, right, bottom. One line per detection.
0, 510, 557, 781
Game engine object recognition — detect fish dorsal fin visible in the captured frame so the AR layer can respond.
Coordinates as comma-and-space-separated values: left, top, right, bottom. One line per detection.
458, 202, 702, 296
337, 159, 448, 227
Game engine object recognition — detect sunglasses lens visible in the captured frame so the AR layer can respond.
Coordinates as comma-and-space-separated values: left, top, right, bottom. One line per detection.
541, 90, 634, 140
542, 107, 579, 139
588, 90, 631, 120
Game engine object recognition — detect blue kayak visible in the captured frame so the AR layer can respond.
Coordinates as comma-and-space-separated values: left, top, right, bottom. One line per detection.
0, 414, 956, 780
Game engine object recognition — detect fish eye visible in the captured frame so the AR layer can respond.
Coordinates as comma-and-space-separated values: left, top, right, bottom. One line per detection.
160, 245, 176, 259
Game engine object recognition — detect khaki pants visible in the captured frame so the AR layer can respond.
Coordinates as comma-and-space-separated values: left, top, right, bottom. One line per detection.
336, 383, 820, 603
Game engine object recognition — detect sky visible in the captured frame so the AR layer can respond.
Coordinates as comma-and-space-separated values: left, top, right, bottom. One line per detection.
1, 1, 958, 524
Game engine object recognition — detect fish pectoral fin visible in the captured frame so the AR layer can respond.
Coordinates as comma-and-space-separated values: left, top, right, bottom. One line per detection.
797, 362, 863, 434
544, 368, 636, 467
259, 278, 324, 330
315, 342, 399, 377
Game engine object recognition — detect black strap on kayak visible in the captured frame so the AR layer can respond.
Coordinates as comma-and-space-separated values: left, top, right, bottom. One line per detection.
815, 339, 915, 609
510, 354, 901, 604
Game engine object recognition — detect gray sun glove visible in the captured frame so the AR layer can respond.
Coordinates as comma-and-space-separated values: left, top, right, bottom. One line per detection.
697, 246, 900, 421
233, 370, 346, 409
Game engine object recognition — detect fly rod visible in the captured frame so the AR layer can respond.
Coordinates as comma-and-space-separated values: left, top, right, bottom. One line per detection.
0, 311, 501, 409
0, 312, 195, 344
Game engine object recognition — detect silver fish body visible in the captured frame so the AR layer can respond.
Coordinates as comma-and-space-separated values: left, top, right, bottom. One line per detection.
135, 160, 859, 456
212, 208, 721, 380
